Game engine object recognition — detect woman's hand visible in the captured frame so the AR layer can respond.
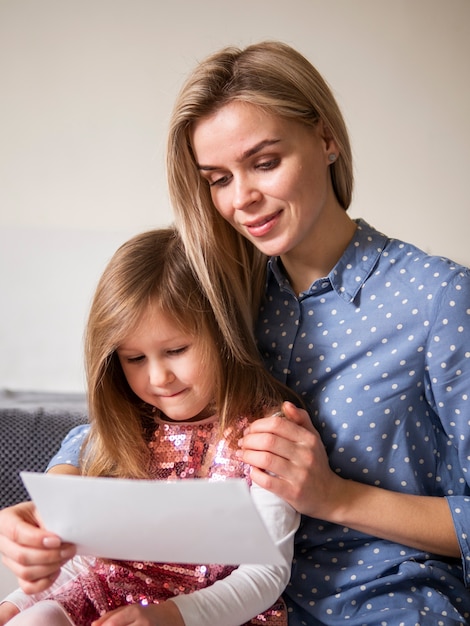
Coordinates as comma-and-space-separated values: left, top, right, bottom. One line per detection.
0, 502, 76, 594
240, 402, 461, 557
92, 600, 184, 626
238, 401, 342, 518
0, 602, 20, 625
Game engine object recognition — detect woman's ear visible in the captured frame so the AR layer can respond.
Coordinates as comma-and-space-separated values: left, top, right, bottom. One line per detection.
318, 120, 339, 156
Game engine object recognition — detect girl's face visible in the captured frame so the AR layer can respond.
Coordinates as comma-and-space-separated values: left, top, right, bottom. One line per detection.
117, 307, 214, 422
190, 100, 339, 259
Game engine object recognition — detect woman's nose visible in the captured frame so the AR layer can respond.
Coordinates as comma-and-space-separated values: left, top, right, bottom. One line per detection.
232, 175, 261, 210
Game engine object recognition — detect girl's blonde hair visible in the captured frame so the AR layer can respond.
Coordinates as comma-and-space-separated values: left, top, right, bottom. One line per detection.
167, 40, 353, 347
83, 228, 300, 479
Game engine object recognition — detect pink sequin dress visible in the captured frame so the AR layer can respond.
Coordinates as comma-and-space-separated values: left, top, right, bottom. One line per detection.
47, 416, 287, 625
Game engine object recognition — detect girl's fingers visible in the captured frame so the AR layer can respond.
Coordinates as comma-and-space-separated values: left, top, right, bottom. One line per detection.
0, 502, 56, 551
0, 503, 76, 560
0, 502, 77, 595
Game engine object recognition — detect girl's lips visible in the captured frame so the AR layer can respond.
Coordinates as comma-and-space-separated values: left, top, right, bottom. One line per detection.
245, 210, 282, 237
158, 389, 186, 399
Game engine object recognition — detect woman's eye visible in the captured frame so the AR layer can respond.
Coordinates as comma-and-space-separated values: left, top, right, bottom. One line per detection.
256, 158, 279, 171
209, 174, 231, 188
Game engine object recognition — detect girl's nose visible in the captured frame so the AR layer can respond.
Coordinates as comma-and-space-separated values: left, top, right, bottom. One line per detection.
148, 362, 174, 387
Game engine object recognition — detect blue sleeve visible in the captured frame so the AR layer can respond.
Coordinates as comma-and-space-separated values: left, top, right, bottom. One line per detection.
46, 424, 91, 471
425, 267, 470, 584
448, 496, 470, 585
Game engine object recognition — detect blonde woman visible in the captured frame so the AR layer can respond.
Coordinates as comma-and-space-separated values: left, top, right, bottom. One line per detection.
166, 41, 470, 625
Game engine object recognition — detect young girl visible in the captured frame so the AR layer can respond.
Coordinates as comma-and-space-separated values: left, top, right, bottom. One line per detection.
1, 227, 300, 626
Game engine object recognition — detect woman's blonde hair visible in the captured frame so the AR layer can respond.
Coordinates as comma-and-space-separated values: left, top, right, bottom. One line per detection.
167, 40, 353, 347
82, 227, 300, 479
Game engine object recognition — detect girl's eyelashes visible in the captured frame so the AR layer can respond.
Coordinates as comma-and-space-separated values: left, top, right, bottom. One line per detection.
167, 345, 189, 356
126, 354, 145, 363
118, 344, 190, 362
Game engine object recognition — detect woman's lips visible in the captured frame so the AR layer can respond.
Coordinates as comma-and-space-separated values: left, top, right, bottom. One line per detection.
245, 210, 282, 237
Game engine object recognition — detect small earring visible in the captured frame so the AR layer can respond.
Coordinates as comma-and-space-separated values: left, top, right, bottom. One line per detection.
328, 153, 337, 163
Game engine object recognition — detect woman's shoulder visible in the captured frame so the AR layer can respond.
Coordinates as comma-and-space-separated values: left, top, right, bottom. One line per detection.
385, 237, 470, 284
358, 219, 470, 282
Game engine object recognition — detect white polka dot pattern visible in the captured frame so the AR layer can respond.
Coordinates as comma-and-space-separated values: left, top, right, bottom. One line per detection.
256, 220, 470, 625
47, 424, 90, 470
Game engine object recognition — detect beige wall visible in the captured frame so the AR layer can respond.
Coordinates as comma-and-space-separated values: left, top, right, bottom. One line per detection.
1, 0, 469, 392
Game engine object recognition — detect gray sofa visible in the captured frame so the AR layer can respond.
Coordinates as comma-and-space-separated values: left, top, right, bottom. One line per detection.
0, 390, 88, 597
0, 390, 88, 510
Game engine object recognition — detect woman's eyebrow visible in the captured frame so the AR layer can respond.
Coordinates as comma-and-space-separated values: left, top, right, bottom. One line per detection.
196, 139, 281, 171
241, 138, 281, 160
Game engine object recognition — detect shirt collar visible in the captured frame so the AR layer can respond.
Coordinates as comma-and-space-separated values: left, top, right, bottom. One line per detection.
267, 219, 389, 303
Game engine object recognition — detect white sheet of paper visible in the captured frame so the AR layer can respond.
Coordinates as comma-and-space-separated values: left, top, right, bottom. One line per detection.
21, 472, 283, 565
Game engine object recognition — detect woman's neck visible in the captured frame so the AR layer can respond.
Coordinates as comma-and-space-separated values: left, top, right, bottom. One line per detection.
281, 207, 357, 295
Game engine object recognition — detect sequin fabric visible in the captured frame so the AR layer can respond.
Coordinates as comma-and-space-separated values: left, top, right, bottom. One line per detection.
48, 416, 287, 625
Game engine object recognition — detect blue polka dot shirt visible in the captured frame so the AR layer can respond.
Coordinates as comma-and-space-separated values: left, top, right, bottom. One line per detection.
256, 219, 470, 625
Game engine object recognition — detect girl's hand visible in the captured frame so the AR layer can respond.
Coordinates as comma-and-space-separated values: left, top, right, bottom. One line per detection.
92, 600, 184, 626
0, 602, 20, 625
238, 401, 343, 518
0, 502, 76, 594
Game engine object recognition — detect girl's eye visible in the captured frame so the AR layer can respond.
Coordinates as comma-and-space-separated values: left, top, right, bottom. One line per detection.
127, 355, 145, 363
167, 346, 188, 356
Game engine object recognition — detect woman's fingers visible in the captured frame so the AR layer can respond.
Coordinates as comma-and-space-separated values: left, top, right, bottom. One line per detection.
281, 402, 316, 432
240, 410, 318, 461
238, 408, 341, 516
